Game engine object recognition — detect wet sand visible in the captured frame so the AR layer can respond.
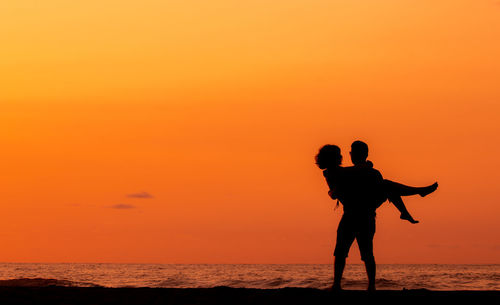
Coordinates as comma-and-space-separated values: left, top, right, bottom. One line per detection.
0, 287, 498, 305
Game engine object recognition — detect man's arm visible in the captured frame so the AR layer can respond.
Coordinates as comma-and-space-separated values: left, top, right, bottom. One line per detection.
371, 168, 387, 208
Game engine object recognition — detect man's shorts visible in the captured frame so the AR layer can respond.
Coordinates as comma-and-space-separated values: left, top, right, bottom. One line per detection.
334, 214, 376, 261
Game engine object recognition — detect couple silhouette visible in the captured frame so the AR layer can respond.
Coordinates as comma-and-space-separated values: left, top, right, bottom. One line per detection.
315, 141, 438, 291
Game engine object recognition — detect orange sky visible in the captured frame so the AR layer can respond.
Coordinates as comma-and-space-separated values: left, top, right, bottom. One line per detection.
0, 0, 499, 264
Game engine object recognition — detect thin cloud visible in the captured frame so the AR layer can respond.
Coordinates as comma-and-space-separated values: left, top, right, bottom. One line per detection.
126, 191, 154, 199
110, 204, 136, 209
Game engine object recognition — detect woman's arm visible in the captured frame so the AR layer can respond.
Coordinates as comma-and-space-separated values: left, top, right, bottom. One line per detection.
328, 189, 338, 200
323, 168, 341, 200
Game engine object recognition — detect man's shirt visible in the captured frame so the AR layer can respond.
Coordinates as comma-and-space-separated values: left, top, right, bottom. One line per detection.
338, 165, 386, 216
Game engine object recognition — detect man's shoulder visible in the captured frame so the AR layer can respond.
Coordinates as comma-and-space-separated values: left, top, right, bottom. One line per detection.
348, 165, 380, 173
366, 167, 383, 180
350, 165, 383, 179
369, 167, 382, 175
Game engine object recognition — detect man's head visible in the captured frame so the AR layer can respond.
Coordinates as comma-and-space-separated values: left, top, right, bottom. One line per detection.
350, 140, 369, 165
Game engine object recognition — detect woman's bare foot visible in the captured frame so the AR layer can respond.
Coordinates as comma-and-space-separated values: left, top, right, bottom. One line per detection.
400, 212, 419, 224
419, 182, 438, 197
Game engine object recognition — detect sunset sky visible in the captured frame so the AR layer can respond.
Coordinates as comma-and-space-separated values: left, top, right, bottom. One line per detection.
1, 0, 499, 264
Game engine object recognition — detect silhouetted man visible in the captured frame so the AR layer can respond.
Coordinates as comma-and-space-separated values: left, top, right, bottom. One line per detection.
332, 141, 385, 291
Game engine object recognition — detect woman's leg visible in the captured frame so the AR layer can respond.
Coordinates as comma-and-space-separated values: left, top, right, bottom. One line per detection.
384, 180, 438, 197
386, 191, 419, 224
382, 180, 437, 224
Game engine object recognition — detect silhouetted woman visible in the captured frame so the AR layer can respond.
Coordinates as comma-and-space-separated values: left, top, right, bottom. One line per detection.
315, 144, 437, 223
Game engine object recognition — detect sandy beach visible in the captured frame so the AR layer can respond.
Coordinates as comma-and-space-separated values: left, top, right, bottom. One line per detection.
0, 287, 498, 305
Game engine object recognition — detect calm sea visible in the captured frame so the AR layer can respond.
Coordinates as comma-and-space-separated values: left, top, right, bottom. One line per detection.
0, 264, 497, 290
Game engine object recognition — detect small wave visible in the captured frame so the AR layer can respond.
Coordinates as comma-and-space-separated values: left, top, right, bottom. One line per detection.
294, 278, 326, 289
218, 279, 246, 287
0, 278, 102, 288
262, 277, 294, 287
216, 277, 318, 289
342, 278, 401, 289
117, 285, 138, 288
156, 277, 197, 288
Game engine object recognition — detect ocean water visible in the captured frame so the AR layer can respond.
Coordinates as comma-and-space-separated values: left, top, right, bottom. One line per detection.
0, 264, 497, 290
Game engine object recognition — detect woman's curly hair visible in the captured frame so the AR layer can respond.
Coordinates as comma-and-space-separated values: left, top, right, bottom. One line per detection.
315, 144, 342, 169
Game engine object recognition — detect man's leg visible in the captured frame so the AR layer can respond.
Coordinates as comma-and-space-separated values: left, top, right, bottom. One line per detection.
357, 217, 377, 291
332, 216, 355, 290
333, 256, 346, 290
364, 256, 376, 291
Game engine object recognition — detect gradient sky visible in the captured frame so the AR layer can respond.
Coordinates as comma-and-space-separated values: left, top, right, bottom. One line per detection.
1, 0, 499, 263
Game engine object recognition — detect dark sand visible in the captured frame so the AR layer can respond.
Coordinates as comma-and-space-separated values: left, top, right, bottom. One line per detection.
0, 287, 498, 305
